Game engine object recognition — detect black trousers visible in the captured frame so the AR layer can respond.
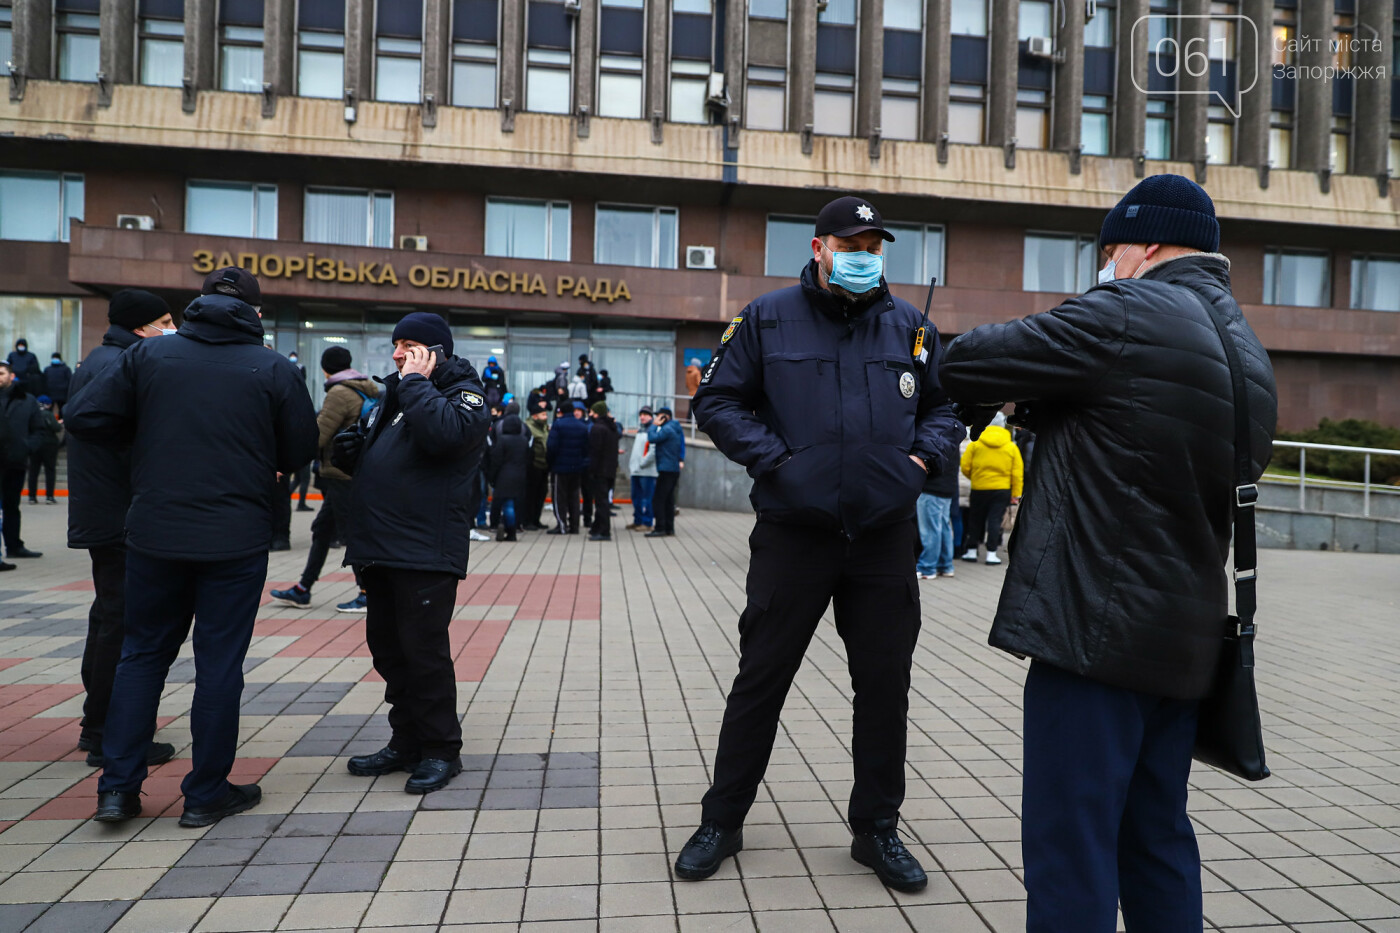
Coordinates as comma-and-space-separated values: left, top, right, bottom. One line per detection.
273, 473, 292, 543
552, 473, 582, 532
98, 551, 267, 807
588, 476, 613, 538
80, 545, 127, 741
27, 450, 57, 499
963, 488, 1012, 553
653, 471, 679, 533
300, 476, 361, 592
581, 480, 594, 526
524, 464, 549, 526
362, 566, 461, 760
701, 520, 922, 832
1, 468, 26, 551
292, 465, 311, 505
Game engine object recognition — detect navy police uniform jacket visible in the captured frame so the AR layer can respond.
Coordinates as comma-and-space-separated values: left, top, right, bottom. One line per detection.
66, 325, 141, 550
344, 356, 491, 578
693, 260, 965, 539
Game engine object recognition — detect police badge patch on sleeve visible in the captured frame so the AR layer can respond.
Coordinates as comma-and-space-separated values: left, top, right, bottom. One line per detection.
460, 391, 484, 410
721, 316, 743, 344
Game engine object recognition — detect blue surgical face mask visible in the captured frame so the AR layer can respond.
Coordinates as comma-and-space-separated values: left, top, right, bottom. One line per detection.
51, 357, 60, 366
1096, 259, 1117, 286
825, 247, 885, 294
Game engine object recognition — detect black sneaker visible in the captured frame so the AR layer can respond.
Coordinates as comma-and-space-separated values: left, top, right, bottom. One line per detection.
178, 783, 261, 828
404, 757, 463, 794
93, 791, 142, 823
673, 821, 743, 880
347, 746, 421, 776
86, 740, 177, 769
7, 547, 42, 558
850, 828, 928, 892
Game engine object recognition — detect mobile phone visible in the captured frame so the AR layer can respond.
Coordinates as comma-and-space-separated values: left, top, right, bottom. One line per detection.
425, 344, 447, 367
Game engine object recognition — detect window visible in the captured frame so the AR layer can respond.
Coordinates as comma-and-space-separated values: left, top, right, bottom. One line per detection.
1206, 105, 1233, 164
750, 0, 785, 18
220, 26, 264, 93
1390, 122, 1400, 179
818, 0, 855, 26
814, 73, 854, 136
1145, 98, 1172, 160
883, 223, 945, 286
746, 66, 786, 130
376, 38, 422, 102
598, 55, 643, 119
0, 297, 83, 367
674, 0, 710, 11
0, 171, 84, 242
1210, 3, 1235, 60
883, 0, 920, 31
0, 7, 14, 78
1018, 0, 1051, 41
595, 205, 678, 269
881, 79, 919, 141
1334, 12, 1353, 70
948, 85, 985, 144
1272, 8, 1295, 67
485, 199, 570, 261
765, 215, 816, 277
297, 0, 345, 99
951, 0, 986, 36
1084, 5, 1113, 47
186, 182, 277, 239
304, 188, 393, 248
1263, 249, 1329, 308
670, 60, 710, 124
526, 49, 571, 114
1269, 112, 1292, 169
452, 43, 497, 107
1015, 88, 1048, 150
1331, 116, 1350, 174
1023, 232, 1096, 293
1082, 95, 1110, 156
57, 12, 101, 82
139, 17, 184, 87
1351, 256, 1400, 312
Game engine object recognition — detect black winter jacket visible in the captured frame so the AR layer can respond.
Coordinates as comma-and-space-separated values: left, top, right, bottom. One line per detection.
547, 415, 591, 474
693, 260, 965, 539
344, 357, 491, 577
940, 254, 1277, 700
44, 363, 73, 403
587, 415, 620, 479
486, 414, 530, 501
64, 295, 319, 561
0, 382, 43, 470
6, 350, 42, 392
66, 326, 140, 549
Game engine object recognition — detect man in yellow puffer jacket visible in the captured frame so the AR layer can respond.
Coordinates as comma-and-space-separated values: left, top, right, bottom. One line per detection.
959, 412, 1023, 565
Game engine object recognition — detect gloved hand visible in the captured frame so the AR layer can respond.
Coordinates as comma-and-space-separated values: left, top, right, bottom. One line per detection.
330, 426, 365, 475
1006, 402, 1038, 432
954, 402, 1002, 442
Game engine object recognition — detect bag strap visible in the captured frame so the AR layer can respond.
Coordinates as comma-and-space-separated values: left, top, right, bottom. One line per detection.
1188, 287, 1259, 656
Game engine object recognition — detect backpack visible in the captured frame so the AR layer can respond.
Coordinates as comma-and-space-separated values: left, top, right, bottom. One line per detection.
348, 386, 378, 424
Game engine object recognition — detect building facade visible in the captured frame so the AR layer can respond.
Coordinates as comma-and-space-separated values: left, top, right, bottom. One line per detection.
2, 0, 1399, 427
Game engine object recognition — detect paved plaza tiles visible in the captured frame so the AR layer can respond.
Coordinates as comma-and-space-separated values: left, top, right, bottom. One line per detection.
0, 502, 1396, 931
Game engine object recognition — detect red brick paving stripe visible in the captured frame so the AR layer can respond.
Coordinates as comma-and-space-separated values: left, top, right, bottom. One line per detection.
49, 579, 95, 592
0, 659, 28, 673
0, 684, 86, 716
26, 755, 278, 821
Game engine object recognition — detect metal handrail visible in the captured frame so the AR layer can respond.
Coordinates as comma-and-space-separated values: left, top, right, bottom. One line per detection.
1267, 440, 1400, 517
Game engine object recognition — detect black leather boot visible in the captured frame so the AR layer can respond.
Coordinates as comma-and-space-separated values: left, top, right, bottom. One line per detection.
850, 822, 928, 892
347, 746, 421, 776
673, 821, 743, 880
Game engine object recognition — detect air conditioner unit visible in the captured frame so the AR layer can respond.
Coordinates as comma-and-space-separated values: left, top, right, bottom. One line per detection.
117, 214, 156, 231
707, 72, 726, 103
685, 246, 716, 270
563, 0, 581, 14
1085, 0, 1097, 18
399, 235, 428, 251
1026, 36, 1054, 58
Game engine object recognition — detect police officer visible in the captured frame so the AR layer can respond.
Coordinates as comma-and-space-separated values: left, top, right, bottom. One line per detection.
333, 312, 491, 794
677, 197, 965, 891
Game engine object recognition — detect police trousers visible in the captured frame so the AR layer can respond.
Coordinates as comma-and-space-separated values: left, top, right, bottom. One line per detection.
701, 520, 922, 833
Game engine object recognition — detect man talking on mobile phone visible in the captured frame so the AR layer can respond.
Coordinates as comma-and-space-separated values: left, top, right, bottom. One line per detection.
331, 312, 491, 794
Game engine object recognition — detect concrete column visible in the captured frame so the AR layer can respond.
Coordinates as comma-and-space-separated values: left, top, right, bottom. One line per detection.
788, 0, 816, 136
644, 0, 668, 134
921, 0, 949, 147
100, 0, 136, 88
262, 0, 295, 114
1294, 0, 1330, 174
423, 0, 451, 123
345, 0, 375, 105
1353, 0, 1393, 181
1111, 0, 1146, 160
1050, 0, 1084, 159
855, 0, 883, 141
723, 0, 745, 134
499, 0, 524, 123
985, 0, 1017, 149
573, 0, 597, 128
10, 0, 54, 99
183, 0, 216, 112
1236, 0, 1271, 173
1175, 0, 1208, 173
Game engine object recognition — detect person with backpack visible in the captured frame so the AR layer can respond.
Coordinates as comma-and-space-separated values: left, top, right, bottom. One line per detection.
26, 395, 62, 504
269, 346, 380, 612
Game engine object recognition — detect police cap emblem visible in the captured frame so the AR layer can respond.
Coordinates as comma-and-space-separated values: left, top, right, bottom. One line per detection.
898, 371, 915, 398
856, 204, 874, 222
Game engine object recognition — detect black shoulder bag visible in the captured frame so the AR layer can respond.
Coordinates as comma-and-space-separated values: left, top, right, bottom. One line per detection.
1191, 290, 1270, 782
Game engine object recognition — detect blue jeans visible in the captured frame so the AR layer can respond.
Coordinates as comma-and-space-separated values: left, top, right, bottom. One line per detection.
500, 498, 516, 529
631, 475, 655, 527
915, 494, 954, 575
1023, 662, 1202, 933
474, 472, 490, 527
99, 550, 267, 808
